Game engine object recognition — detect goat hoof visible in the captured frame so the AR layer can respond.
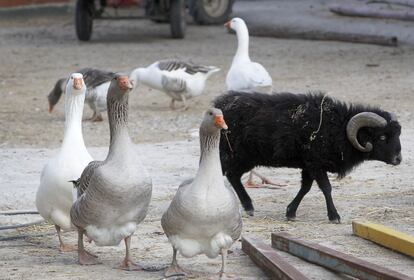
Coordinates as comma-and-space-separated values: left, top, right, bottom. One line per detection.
286, 216, 296, 221
245, 209, 254, 216
329, 217, 341, 224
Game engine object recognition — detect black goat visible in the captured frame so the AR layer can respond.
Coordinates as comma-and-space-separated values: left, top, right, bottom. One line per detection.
214, 91, 402, 223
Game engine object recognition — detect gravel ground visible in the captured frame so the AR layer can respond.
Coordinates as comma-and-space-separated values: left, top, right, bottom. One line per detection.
0, 7, 413, 280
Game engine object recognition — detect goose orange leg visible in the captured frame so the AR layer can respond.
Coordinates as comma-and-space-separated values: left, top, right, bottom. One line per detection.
55, 225, 77, 252
245, 170, 287, 188
77, 229, 99, 265
118, 235, 142, 271
165, 248, 186, 277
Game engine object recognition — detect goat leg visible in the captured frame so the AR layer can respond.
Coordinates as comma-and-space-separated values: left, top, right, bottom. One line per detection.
227, 172, 255, 216
286, 169, 313, 220
315, 172, 341, 223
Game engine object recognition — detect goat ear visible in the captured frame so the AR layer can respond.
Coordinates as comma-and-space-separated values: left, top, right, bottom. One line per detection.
356, 128, 374, 147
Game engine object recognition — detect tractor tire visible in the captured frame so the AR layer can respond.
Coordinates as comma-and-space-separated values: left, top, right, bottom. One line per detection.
192, 0, 233, 25
75, 0, 93, 41
170, 0, 186, 39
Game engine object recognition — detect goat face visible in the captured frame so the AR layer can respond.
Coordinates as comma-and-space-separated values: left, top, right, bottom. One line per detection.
360, 121, 402, 165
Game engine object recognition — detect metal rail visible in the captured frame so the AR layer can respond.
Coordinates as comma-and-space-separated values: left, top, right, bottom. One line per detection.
0, 210, 39, 215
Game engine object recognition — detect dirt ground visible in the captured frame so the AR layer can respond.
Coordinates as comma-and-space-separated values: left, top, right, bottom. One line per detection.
0, 8, 413, 280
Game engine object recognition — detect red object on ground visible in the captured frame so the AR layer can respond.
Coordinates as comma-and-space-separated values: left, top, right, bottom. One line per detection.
0, 0, 69, 8
107, 0, 140, 7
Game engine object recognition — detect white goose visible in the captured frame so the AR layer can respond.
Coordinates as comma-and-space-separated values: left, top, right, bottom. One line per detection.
36, 73, 92, 252
130, 59, 220, 110
48, 68, 114, 122
225, 17, 272, 93
70, 74, 152, 270
161, 108, 242, 278
225, 18, 284, 188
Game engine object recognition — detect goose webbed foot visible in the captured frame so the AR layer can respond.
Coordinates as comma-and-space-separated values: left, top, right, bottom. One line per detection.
165, 264, 187, 277
216, 272, 238, 279
244, 170, 287, 189
214, 249, 238, 279
85, 112, 103, 122
89, 114, 103, 122
77, 229, 99, 265
118, 258, 143, 271
165, 247, 188, 277
59, 243, 77, 252
78, 249, 100, 265
93, 114, 103, 122
55, 225, 77, 252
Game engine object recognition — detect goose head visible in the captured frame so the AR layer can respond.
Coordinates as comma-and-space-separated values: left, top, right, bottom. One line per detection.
200, 108, 228, 135
68, 73, 85, 93
129, 68, 145, 90
108, 73, 134, 101
48, 77, 66, 113
224, 17, 247, 33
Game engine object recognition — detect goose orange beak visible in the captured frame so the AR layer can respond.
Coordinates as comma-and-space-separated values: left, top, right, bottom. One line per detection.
224, 21, 231, 30
48, 103, 54, 113
118, 76, 133, 91
215, 115, 228, 130
73, 77, 83, 90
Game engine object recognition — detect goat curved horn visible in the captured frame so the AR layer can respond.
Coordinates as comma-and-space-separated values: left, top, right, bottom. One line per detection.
390, 112, 398, 122
346, 112, 387, 152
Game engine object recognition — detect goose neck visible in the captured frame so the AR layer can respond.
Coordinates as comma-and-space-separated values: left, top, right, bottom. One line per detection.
131, 68, 145, 84
106, 98, 132, 160
61, 92, 86, 149
197, 129, 222, 177
234, 25, 250, 63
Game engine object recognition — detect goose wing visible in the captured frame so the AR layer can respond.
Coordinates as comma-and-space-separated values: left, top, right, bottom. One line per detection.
230, 210, 243, 241
70, 160, 102, 228
158, 59, 212, 75
161, 75, 187, 93
73, 160, 102, 197
79, 68, 115, 89
161, 178, 193, 237
245, 62, 272, 88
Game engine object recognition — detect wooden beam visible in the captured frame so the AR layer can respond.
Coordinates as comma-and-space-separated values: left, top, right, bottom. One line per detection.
367, 0, 414, 9
330, 3, 414, 22
272, 232, 412, 280
352, 221, 414, 257
250, 25, 398, 47
241, 236, 309, 280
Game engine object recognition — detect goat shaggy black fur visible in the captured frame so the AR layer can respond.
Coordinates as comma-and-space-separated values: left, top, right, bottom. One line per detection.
214, 91, 402, 222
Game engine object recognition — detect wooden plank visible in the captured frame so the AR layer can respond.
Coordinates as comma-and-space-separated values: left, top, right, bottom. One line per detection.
272, 232, 412, 280
241, 236, 309, 280
352, 221, 414, 257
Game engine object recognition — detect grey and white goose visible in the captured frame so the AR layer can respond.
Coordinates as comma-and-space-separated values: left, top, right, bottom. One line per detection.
130, 59, 220, 110
70, 74, 152, 270
161, 108, 242, 278
48, 68, 115, 121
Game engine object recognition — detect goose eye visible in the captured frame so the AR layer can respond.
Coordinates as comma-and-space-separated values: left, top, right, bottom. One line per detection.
379, 135, 387, 141
209, 112, 213, 116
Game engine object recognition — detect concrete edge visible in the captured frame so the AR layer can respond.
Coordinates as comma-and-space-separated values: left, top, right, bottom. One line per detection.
0, 3, 73, 18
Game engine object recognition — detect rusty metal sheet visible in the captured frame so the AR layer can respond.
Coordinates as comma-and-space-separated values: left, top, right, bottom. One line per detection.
272, 232, 413, 280
242, 236, 309, 280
